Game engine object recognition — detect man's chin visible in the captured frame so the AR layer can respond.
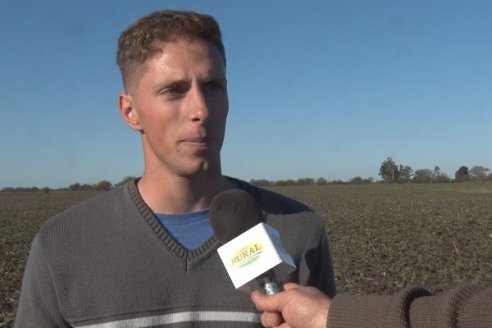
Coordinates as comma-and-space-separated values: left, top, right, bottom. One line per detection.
180, 159, 221, 178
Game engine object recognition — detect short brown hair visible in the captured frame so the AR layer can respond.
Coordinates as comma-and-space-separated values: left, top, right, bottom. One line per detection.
117, 10, 226, 91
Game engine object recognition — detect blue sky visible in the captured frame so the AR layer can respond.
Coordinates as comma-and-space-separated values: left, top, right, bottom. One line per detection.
1, 0, 491, 188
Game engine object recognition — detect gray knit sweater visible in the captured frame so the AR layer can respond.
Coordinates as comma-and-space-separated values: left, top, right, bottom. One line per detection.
15, 178, 336, 327
329, 284, 492, 327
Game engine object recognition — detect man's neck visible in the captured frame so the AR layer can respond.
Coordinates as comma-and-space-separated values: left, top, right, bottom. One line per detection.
137, 172, 233, 214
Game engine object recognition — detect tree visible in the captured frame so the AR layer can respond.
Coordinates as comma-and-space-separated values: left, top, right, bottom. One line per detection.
348, 176, 373, 184
94, 180, 113, 191
69, 183, 81, 191
455, 166, 470, 182
296, 178, 315, 185
315, 177, 328, 185
469, 165, 490, 181
350, 176, 364, 184
398, 165, 413, 182
79, 184, 93, 190
431, 166, 441, 181
274, 179, 296, 186
250, 179, 272, 187
413, 169, 432, 183
379, 157, 399, 182
435, 173, 451, 183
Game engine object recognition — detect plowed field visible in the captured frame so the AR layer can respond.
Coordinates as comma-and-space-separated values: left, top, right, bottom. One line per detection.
1, 183, 491, 326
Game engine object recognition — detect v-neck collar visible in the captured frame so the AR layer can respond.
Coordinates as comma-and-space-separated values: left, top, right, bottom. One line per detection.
126, 180, 221, 269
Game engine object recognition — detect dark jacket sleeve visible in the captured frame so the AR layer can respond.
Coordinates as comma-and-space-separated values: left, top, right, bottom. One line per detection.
305, 229, 337, 299
328, 285, 492, 328
14, 234, 69, 327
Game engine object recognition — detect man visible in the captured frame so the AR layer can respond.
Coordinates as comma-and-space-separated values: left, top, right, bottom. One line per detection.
15, 10, 336, 327
252, 283, 492, 327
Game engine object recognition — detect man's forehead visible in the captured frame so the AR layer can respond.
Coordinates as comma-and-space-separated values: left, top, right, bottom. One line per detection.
153, 39, 224, 64
146, 40, 226, 77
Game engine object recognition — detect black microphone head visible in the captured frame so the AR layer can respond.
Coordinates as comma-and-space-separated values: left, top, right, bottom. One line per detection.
209, 189, 264, 243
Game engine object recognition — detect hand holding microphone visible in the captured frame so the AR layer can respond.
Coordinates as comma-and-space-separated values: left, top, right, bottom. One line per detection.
210, 189, 296, 295
252, 282, 330, 328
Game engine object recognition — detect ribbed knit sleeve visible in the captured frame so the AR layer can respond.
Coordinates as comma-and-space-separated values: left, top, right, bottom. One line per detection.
328, 287, 430, 327
409, 285, 492, 328
328, 285, 492, 328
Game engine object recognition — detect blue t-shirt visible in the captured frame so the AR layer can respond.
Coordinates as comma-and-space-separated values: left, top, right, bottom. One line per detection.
155, 209, 212, 250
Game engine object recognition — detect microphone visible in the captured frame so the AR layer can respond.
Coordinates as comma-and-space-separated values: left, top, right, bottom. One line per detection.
210, 189, 296, 295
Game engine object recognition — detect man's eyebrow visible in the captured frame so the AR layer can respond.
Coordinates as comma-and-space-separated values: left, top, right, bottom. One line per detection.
151, 72, 226, 93
152, 79, 190, 94
201, 75, 227, 84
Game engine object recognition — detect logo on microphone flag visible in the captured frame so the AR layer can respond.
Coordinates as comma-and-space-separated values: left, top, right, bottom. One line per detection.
231, 243, 264, 268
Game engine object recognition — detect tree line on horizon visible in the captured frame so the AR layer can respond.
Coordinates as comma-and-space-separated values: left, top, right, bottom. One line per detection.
377, 157, 491, 184
2, 158, 491, 192
249, 158, 491, 187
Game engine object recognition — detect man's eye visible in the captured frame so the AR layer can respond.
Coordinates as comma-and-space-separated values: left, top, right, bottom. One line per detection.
161, 87, 185, 98
165, 88, 179, 95
206, 81, 226, 93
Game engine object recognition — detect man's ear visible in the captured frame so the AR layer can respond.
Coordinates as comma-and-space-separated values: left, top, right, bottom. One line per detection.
118, 93, 142, 132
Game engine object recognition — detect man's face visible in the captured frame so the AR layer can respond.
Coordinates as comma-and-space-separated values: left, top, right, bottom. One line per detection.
121, 39, 228, 178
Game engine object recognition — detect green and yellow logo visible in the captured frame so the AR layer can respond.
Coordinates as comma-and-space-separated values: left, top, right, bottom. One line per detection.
230, 243, 264, 268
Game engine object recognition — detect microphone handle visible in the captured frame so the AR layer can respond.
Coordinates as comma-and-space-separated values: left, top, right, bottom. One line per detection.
258, 272, 282, 295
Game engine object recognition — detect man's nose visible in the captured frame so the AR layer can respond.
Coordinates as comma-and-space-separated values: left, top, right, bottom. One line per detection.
187, 86, 209, 123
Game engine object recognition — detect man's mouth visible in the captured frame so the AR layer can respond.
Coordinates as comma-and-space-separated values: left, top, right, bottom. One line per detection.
182, 136, 216, 149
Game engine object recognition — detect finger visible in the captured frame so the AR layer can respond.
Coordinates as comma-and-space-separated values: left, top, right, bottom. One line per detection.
261, 311, 284, 327
281, 282, 301, 291
274, 323, 292, 328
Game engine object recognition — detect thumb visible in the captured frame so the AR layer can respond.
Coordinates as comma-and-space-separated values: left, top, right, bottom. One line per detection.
251, 290, 285, 312
251, 282, 302, 312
